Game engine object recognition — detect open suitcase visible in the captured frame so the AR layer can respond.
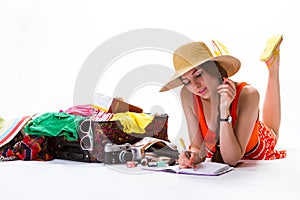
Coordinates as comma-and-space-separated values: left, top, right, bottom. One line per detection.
52, 114, 170, 163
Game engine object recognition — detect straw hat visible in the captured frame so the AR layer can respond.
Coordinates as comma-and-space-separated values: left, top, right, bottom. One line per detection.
159, 41, 241, 92
0, 116, 31, 148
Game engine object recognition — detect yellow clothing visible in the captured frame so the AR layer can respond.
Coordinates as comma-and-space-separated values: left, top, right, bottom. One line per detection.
110, 112, 154, 134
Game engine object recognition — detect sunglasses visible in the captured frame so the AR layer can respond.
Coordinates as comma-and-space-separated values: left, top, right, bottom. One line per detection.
79, 118, 94, 151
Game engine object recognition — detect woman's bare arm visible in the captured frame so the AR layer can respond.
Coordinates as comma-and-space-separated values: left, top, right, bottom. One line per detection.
180, 87, 206, 159
219, 84, 260, 166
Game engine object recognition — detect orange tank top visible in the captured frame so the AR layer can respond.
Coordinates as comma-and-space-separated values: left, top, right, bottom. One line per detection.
193, 82, 259, 154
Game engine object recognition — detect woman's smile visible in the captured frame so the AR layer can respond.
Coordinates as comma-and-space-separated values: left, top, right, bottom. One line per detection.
198, 87, 207, 94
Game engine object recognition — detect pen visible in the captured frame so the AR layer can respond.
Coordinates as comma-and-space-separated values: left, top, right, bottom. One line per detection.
179, 138, 196, 170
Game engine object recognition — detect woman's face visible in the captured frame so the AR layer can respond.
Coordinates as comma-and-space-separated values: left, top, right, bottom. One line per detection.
181, 66, 220, 99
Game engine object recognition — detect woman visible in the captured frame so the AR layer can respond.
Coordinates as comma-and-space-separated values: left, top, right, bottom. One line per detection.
160, 35, 287, 167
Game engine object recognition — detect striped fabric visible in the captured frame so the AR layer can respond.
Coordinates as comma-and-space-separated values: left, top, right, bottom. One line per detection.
0, 116, 31, 148
91, 109, 114, 121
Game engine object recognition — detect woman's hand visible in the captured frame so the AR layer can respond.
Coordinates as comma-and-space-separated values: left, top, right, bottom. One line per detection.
178, 151, 205, 169
217, 78, 236, 113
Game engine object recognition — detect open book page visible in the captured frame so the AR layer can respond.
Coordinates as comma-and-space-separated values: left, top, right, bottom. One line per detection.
141, 161, 233, 176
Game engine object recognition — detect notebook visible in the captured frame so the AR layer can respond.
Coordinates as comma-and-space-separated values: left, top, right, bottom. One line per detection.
141, 161, 233, 176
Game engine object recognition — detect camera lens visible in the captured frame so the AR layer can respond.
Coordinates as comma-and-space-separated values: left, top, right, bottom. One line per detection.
119, 150, 133, 163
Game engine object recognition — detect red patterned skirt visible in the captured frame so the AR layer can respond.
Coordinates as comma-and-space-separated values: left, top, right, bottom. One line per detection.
206, 121, 287, 160
243, 121, 287, 160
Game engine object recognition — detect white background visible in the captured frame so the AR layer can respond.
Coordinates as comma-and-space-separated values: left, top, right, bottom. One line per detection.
1, 0, 299, 148
1, 1, 300, 200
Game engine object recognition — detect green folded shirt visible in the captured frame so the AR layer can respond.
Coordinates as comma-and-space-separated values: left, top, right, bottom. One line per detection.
24, 112, 84, 141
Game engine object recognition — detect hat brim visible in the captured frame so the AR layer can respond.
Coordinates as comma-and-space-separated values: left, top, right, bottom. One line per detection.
0, 116, 31, 147
159, 55, 240, 92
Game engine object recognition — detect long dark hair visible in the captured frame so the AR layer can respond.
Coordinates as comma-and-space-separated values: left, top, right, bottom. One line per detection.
200, 61, 226, 163
199, 60, 228, 79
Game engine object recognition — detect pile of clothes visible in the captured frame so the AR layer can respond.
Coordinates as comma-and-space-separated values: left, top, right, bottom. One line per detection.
0, 104, 172, 162
0, 105, 91, 161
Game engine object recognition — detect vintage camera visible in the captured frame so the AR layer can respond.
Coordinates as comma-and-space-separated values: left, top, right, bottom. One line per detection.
104, 143, 133, 164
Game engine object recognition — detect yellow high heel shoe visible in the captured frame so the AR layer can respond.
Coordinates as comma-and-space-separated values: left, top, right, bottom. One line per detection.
211, 39, 230, 56
260, 34, 283, 62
